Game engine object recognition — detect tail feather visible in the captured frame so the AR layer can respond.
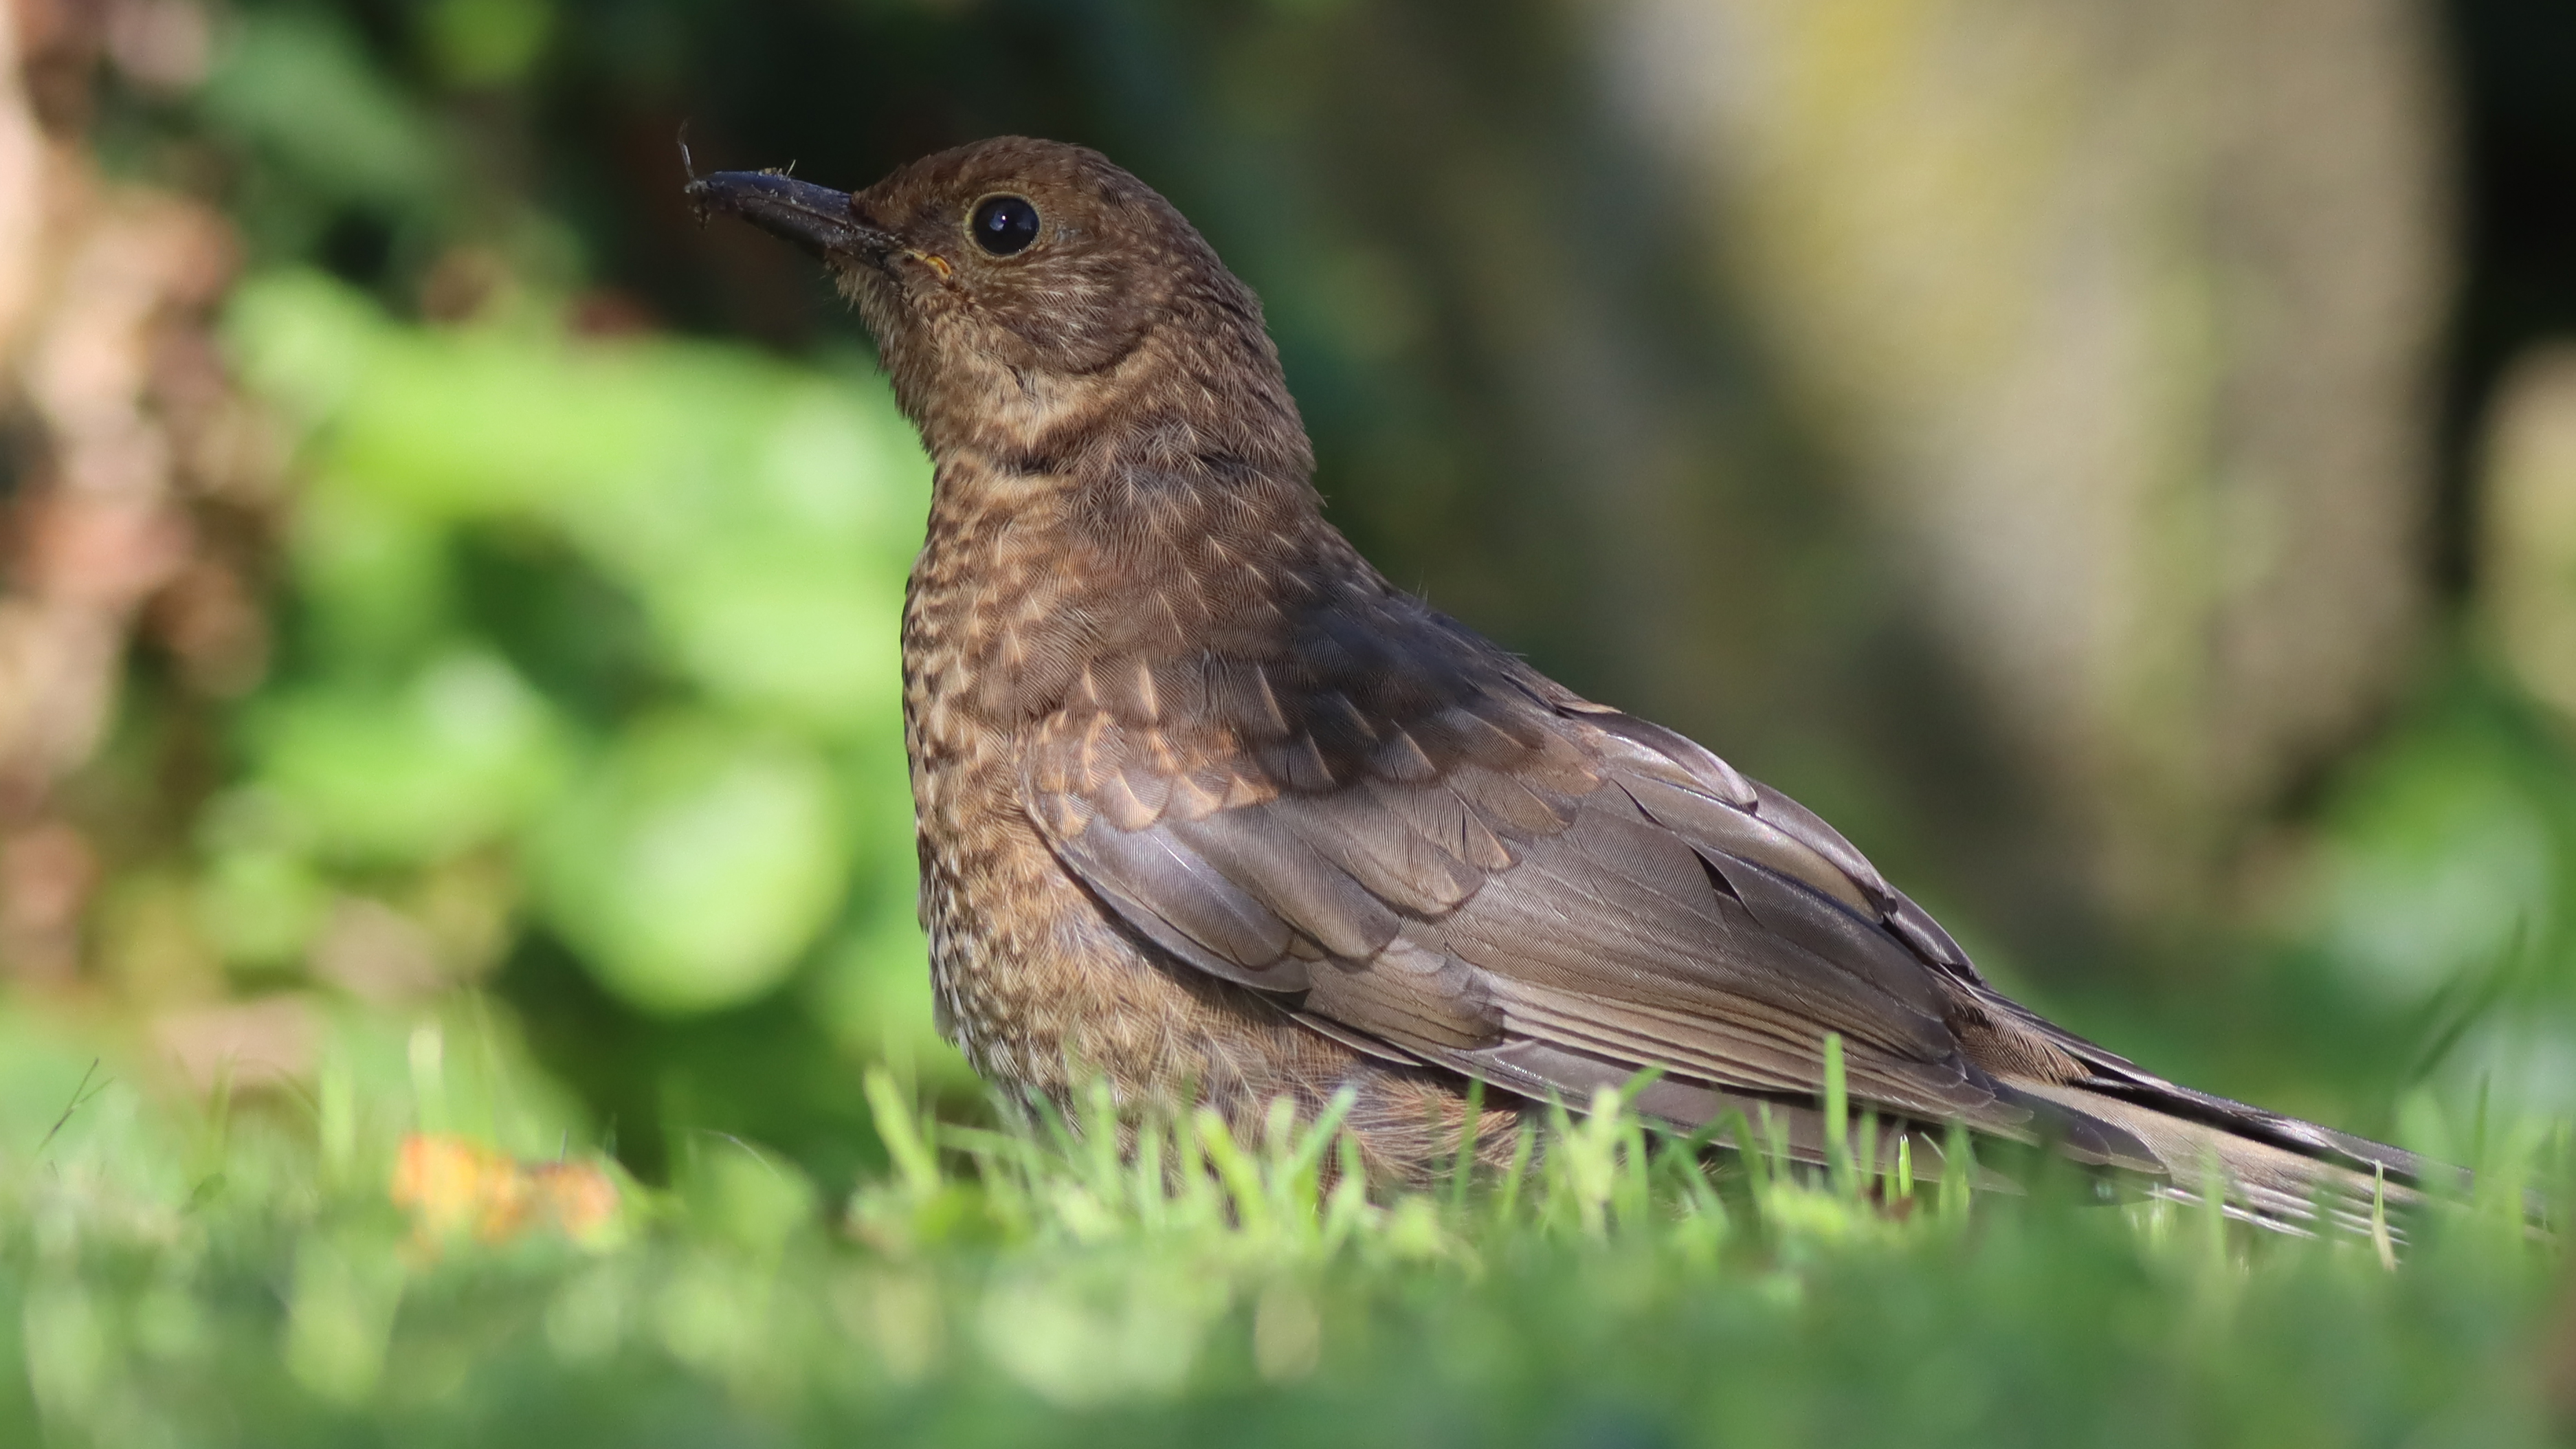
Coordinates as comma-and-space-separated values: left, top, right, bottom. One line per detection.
1972, 988, 2474, 1238
2011, 1079, 2425, 1238
1453, 1029, 2493, 1241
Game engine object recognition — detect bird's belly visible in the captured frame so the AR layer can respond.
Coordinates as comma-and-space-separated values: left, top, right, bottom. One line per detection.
918, 806, 1267, 1106
913, 806, 1507, 1173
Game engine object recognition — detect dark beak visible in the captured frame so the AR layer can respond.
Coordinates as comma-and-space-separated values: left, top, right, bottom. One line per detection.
687, 170, 893, 263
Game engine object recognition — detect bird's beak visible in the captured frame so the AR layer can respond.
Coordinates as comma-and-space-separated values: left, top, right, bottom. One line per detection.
687, 170, 894, 264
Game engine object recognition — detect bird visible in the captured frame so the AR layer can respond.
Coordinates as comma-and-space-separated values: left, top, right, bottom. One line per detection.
689, 135, 2441, 1235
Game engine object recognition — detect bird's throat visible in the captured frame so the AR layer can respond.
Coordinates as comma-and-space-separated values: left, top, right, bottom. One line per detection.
905, 446, 1340, 732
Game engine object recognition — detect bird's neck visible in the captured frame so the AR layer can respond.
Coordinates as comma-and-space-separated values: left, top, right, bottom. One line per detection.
898, 282, 1312, 469
905, 436, 1355, 731
898, 297, 1359, 725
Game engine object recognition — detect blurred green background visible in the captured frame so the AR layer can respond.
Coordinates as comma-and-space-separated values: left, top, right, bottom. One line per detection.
3, 0, 2576, 1206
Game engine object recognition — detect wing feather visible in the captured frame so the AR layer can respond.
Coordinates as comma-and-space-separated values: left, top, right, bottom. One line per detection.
1014, 615, 2157, 1164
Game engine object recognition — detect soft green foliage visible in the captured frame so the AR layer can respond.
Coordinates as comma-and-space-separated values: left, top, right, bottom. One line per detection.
167, 272, 950, 1074
2296, 672, 2576, 1110
0, 1015, 2567, 1448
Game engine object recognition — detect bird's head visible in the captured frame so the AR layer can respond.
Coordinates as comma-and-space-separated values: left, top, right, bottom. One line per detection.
689, 137, 1308, 477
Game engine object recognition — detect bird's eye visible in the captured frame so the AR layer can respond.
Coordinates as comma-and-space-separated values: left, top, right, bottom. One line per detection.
968, 195, 1042, 256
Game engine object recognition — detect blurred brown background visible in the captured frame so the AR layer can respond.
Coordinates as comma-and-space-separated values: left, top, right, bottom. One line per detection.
4, 0, 2575, 1188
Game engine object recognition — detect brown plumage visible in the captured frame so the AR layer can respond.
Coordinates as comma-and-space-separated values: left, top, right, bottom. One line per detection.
689, 137, 2441, 1232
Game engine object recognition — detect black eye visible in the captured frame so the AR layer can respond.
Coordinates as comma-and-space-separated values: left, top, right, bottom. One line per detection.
968, 195, 1041, 256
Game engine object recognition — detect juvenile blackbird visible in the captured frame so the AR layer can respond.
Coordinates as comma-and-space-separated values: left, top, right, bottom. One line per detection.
690, 137, 2434, 1231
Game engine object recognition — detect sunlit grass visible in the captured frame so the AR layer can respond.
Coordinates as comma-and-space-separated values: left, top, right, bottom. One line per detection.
1, 1003, 2569, 1448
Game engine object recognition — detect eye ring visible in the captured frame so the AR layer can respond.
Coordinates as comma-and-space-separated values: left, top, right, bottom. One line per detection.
967, 194, 1043, 257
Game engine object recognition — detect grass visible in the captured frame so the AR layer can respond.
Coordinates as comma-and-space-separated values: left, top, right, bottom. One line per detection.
1, 1004, 2571, 1448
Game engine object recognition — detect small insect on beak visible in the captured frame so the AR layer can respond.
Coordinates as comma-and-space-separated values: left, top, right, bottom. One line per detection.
687, 168, 896, 265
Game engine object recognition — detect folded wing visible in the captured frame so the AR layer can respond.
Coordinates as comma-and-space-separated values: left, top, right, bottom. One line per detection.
1018, 586, 2175, 1174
